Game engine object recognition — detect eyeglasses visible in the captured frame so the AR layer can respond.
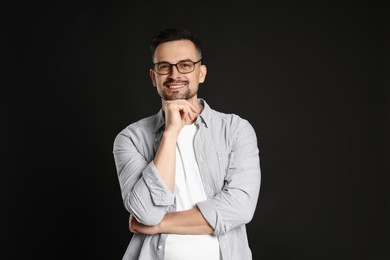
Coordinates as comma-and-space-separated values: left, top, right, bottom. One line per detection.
152, 59, 202, 75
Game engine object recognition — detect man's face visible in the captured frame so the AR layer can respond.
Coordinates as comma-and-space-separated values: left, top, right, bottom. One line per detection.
150, 40, 207, 102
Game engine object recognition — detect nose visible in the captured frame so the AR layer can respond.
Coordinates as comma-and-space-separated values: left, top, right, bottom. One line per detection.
169, 64, 182, 78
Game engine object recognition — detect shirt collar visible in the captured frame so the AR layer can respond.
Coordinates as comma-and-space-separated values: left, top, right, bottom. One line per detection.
197, 98, 210, 128
153, 109, 165, 133
153, 98, 211, 133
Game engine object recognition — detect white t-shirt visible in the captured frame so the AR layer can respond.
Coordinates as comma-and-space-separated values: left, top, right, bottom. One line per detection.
164, 124, 221, 260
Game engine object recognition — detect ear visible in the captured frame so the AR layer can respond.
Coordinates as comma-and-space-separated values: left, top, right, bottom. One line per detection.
149, 69, 156, 87
198, 64, 207, 83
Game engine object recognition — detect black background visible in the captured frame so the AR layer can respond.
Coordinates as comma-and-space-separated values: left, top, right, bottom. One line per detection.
1, 1, 389, 260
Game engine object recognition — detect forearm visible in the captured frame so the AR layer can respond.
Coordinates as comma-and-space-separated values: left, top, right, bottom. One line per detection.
154, 100, 201, 192
153, 130, 178, 192
159, 206, 214, 234
114, 131, 176, 225
130, 206, 214, 235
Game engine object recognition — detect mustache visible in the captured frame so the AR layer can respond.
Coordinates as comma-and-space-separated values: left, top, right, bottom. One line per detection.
163, 79, 189, 86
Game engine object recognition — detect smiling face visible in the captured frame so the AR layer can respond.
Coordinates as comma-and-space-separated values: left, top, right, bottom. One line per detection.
149, 40, 207, 103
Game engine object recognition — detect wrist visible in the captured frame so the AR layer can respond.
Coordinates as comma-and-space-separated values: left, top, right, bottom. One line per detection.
163, 128, 180, 139
158, 215, 168, 234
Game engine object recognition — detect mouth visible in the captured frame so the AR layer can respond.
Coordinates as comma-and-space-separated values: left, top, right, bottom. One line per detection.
166, 84, 185, 89
164, 81, 188, 90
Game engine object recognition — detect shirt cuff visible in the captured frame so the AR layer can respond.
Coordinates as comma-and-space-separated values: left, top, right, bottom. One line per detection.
142, 161, 175, 206
197, 199, 221, 236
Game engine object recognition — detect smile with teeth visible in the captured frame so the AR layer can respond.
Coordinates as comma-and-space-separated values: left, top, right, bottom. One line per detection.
166, 84, 186, 89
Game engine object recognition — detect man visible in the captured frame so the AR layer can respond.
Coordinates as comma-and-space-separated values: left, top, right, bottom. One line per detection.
113, 27, 261, 260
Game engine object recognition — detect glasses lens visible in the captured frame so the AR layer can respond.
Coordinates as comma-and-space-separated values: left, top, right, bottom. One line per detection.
155, 62, 171, 74
154, 60, 198, 75
177, 61, 194, 73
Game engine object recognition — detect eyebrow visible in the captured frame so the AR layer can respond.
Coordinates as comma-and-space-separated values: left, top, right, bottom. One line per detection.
154, 58, 196, 64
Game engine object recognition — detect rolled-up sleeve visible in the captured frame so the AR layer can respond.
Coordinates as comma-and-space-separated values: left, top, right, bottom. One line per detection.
197, 120, 261, 236
113, 127, 174, 226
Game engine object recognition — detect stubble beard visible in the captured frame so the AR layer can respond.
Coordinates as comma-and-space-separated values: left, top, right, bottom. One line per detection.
161, 88, 196, 101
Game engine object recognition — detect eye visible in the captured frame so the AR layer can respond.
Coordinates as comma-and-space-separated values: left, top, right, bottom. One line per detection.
178, 62, 194, 72
179, 62, 192, 68
158, 63, 170, 70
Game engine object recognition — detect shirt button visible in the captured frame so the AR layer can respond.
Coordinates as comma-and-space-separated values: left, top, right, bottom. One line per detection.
158, 245, 162, 250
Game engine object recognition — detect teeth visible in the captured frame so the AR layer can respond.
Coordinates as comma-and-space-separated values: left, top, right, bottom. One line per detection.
168, 85, 183, 89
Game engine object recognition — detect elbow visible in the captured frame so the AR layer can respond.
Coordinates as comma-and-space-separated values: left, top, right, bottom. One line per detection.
124, 196, 165, 226
134, 212, 164, 226
241, 196, 258, 224
235, 205, 254, 227
241, 210, 255, 225
231, 197, 257, 228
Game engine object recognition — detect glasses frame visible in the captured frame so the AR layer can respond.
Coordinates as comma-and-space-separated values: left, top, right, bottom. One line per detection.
152, 59, 202, 75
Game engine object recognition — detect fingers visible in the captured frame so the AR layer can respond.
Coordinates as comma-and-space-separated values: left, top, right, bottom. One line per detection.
163, 99, 200, 114
129, 215, 138, 233
163, 100, 199, 122
177, 100, 199, 114
178, 104, 194, 121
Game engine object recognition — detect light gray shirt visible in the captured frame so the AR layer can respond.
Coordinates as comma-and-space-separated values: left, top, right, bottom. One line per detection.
113, 98, 261, 260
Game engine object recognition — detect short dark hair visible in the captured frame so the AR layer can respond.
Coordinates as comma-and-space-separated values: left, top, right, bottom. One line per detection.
150, 27, 202, 61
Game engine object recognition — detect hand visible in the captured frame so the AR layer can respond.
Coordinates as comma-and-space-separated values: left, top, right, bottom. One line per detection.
129, 214, 160, 235
162, 100, 200, 134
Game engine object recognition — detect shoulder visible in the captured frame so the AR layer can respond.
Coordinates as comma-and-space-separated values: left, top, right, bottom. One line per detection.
201, 99, 240, 125
125, 114, 158, 132
206, 107, 258, 152
114, 114, 159, 143
209, 107, 254, 133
